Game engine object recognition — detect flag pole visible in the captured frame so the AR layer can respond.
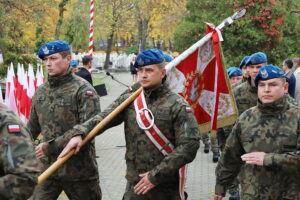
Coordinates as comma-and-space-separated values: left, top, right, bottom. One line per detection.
165, 9, 246, 73
37, 9, 246, 186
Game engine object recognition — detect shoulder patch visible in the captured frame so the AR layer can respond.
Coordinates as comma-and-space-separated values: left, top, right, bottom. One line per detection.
185, 106, 193, 112
7, 124, 20, 133
85, 91, 94, 96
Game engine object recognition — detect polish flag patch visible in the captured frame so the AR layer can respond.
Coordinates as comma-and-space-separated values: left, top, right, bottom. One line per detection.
7, 124, 21, 133
86, 91, 94, 96
185, 106, 193, 112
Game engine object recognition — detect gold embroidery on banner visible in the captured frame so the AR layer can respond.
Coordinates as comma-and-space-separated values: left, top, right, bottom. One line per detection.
183, 70, 204, 109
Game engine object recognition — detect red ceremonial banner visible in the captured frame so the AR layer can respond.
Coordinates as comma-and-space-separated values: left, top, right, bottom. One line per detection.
167, 26, 237, 133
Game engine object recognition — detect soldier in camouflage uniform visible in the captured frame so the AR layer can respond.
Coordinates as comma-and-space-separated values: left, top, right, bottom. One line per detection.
59, 49, 200, 200
0, 103, 40, 200
215, 65, 300, 200
232, 55, 250, 89
227, 67, 243, 88
27, 40, 102, 200
217, 52, 268, 200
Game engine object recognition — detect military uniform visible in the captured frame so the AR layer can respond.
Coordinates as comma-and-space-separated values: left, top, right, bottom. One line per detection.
215, 95, 300, 199
27, 69, 102, 200
69, 81, 200, 200
0, 103, 40, 200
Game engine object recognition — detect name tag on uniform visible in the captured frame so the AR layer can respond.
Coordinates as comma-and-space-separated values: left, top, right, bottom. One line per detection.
7, 124, 20, 133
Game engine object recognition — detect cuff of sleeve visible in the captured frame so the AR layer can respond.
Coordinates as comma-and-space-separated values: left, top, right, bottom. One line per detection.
215, 183, 226, 196
68, 127, 86, 138
42, 139, 55, 156
148, 168, 160, 186
263, 153, 274, 167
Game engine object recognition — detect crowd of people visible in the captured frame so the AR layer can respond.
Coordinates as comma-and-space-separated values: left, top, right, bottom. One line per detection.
1, 39, 300, 200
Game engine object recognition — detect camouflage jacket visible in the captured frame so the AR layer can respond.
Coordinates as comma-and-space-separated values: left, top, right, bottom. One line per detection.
219, 80, 257, 147
0, 103, 40, 200
69, 81, 200, 188
215, 95, 300, 200
233, 79, 257, 115
27, 69, 100, 181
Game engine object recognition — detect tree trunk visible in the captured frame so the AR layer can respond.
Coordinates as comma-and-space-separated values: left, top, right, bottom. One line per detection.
138, 18, 149, 49
55, 0, 69, 40
104, 29, 115, 70
168, 39, 173, 51
156, 35, 161, 49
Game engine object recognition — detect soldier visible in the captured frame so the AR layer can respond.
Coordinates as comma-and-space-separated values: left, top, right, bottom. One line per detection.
70, 59, 78, 73
214, 65, 300, 200
0, 103, 40, 200
216, 52, 268, 200
231, 56, 250, 89
239, 56, 250, 81
233, 52, 267, 114
59, 49, 200, 200
27, 40, 102, 200
227, 67, 243, 87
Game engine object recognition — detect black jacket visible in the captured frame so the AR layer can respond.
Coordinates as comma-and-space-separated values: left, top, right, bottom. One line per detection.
76, 67, 93, 85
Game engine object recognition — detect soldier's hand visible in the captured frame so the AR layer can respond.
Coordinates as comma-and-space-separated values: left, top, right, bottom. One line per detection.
134, 172, 155, 195
214, 194, 223, 200
241, 152, 266, 166
35, 143, 46, 159
58, 135, 83, 159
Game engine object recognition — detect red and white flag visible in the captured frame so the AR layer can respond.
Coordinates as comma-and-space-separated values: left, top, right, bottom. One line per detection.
5, 63, 18, 114
36, 65, 44, 88
167, 24, 237, 133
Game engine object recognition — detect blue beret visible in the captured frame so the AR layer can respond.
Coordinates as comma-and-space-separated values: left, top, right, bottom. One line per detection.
227, 67, 242, 78
254, 64, 285, 87
245, 52, 267, 66
163, 54, 173, 62
239, 56, 250, 68
38, 40, 71, 60
134, 49, 164, 68
70, 60, 78, 66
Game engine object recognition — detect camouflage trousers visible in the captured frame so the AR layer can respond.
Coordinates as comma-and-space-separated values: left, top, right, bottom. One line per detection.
32, 178, 102, 200
122, 182, 184, 200
201, 132, 219, 153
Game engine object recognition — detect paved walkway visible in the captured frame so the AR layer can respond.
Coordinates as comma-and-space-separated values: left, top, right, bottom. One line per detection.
58, 72, 222, 200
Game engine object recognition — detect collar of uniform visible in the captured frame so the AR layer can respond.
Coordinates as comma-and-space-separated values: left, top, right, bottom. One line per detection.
48, 68, 73, 88
143, 80, 169, 99
257, 95, 288, 115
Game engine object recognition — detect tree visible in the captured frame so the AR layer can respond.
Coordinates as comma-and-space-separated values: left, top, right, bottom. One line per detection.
63, 0, 90, 52
55, 0, 70, 40
173, 0, 300, 67
95, 0, 134, 69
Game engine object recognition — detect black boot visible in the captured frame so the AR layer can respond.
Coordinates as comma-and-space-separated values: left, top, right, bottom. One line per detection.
204, 144, 210, 153
229, 192, 240, 200
212, 152, 220, 163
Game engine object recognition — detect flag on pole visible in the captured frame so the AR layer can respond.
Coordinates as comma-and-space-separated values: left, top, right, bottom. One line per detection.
36, 65, 45, 88
5, 63, 18, 114
167, 24, 238, 133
